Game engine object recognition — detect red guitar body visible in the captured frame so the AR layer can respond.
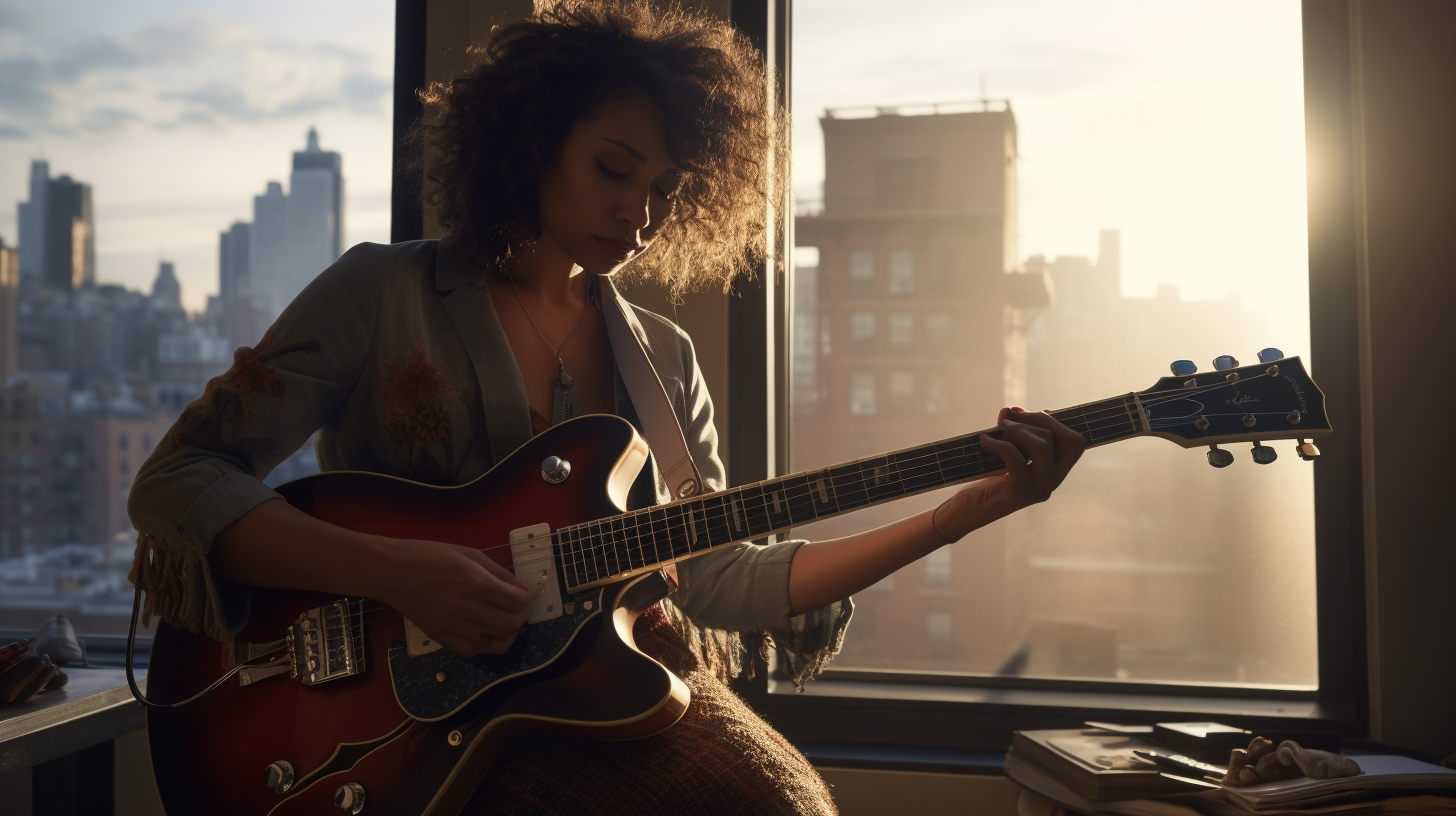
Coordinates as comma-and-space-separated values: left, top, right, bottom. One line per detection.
145, 415, 688, 816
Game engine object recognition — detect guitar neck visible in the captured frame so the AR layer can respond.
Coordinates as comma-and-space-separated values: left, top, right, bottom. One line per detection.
557, 393, 1147, 591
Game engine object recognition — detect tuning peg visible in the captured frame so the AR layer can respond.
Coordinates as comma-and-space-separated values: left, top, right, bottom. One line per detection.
1296, 440, 1321, 460
1257, 347, 1284, 364
1169, 360, 1197, 376
1250, 442, 1277, 464
1206, 445, 1234, 468
1213, 355, 1240, 371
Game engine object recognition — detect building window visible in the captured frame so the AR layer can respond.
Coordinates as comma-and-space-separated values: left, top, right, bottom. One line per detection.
887, 371, 914, 413
926, 610, 954, 660
850, 311, 876, 351
849, 250, 875, 281
849, 372, 877, 416
117, 433, 128, 450
887, 312, 914, 348
888, 249, 914, 294
925, 375, 951, 415
924, 546, 952, 587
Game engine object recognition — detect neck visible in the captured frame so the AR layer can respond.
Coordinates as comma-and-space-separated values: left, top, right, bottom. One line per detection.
501, 238, 587, 306
557, 394, 1149, 592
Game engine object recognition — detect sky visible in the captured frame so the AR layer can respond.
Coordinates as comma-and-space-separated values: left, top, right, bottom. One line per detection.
0, 0, 396, 312
793, 0, 1309, 327
1, 0, 1308, 333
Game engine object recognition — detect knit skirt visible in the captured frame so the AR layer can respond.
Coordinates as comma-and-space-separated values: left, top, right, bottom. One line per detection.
461, 605, 838, 815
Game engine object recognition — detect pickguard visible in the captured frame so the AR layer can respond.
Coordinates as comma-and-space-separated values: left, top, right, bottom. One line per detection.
388, 588, 604, 721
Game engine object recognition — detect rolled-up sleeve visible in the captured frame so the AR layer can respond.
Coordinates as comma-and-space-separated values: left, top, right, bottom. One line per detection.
655, 320, 853, 685
127, 245, 384, 641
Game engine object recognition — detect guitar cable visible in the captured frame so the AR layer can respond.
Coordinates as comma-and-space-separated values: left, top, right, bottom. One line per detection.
125, 584, 287, 710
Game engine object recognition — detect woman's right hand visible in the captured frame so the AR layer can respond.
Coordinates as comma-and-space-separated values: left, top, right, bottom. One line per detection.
376, 539, 538, 658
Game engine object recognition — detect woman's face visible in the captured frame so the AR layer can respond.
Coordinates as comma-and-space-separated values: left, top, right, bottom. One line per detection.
536, 93, 684, 275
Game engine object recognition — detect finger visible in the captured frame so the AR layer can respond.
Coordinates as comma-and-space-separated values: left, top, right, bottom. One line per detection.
999, 425, 1057, 499
458, 546, 539, 612
979, 433, 1031, 488
1002, 410, 1086, 478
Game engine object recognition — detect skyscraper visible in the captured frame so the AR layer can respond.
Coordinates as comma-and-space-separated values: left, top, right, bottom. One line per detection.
17, 160, 49, 282
235, 128, 344, 320
152, 261, 182, 312
43, 174, 95, 291
219, 221, 250, 303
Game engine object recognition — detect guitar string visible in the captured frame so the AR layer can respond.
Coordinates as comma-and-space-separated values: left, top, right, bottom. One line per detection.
382, 377, 1290, 602
352, 398, 1296, 629
553, 375, 1308, 586
347, 372, 1306, 621
345, 408, 1136, 628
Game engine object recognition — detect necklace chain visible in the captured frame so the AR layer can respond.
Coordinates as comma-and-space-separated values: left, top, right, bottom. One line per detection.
501, 270, 590, 371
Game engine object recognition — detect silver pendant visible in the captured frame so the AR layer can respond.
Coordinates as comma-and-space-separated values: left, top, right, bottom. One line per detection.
552, 364, 578, 424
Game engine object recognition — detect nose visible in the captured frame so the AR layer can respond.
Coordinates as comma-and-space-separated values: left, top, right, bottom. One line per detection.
617, 185, 653, 235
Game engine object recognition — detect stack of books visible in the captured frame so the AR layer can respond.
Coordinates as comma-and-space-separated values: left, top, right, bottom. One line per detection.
1006, 726, 1456, 816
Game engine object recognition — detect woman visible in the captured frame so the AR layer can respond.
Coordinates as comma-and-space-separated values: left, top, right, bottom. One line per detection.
128, 2, 1085, 813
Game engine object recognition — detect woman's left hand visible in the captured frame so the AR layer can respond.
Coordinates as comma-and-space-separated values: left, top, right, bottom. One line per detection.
931, 407, 1087, 542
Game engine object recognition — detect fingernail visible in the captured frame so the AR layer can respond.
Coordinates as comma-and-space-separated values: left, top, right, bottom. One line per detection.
1011, 406, 1025, 413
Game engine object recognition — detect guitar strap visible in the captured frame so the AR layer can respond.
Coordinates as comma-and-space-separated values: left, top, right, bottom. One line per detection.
597, 275, 705, 501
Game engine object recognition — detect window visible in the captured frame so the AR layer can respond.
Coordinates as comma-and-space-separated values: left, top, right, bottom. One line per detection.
923, 545, 952, 587
887, 249, 914, 294
848, 250, 875, 280
887, 312, 914, 348
0, 1, 393, 635
849, 372, 877, 416
790, 0, 1315, 689
849, 311, 876, 351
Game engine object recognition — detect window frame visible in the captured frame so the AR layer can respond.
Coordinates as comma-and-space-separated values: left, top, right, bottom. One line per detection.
717, 0, 1369, 758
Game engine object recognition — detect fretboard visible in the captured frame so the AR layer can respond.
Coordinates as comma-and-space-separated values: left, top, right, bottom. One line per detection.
556, 393, 1146, 591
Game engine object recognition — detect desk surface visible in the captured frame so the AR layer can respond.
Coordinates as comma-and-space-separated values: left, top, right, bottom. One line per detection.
0, 667, 146, 773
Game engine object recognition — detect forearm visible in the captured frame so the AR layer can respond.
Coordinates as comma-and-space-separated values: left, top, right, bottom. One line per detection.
787, 493, 1006, 615
211, 498, 401, 602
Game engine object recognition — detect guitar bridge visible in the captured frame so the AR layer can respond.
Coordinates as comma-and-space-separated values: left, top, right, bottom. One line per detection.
285, 599, 367, 686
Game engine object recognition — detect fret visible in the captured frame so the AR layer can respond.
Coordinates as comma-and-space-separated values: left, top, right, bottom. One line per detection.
937, 437, 985, 481
664, 504, 691, 560
559, 528, 578, 588
609, 514, 631, 574
827, 463, 870, 513
740, 484, 772, 537
777, 474, 812, 524
728, 493, 748, 535
765, 485, 793, 529
702, 494, 732, 546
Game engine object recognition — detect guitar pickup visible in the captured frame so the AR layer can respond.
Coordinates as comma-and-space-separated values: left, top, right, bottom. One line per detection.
511, 524, 564, 624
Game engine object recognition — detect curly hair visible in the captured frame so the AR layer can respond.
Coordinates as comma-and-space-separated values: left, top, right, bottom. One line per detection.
412, 0, 788, 295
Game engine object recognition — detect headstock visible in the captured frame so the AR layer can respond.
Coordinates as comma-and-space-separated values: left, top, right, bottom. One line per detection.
1136, 349, 1331, 467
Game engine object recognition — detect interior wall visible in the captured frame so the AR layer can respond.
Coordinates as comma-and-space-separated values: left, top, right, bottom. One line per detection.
1343, 0, 1456, 755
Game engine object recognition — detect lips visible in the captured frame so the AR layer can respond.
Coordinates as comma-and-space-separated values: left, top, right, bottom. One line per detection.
595, 236, 640, 263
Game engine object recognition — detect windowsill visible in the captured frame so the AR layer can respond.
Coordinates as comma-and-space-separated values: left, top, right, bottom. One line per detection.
0, 667, 145, 772
770, 676, 1327, 720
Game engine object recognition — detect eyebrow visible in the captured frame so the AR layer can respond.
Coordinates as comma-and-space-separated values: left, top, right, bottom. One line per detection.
601, 138, 646, 161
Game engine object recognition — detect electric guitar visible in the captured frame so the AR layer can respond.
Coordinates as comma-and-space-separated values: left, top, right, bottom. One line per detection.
144, 350, 1331, 815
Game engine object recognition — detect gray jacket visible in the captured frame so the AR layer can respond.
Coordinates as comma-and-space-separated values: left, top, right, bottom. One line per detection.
127, 238, 848, 680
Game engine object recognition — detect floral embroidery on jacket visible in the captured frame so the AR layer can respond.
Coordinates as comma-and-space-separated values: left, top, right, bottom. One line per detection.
154, 333, 321, 458
381, 342, 482, 484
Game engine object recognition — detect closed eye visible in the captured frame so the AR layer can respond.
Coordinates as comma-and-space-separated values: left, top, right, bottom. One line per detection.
596, 160, 630, 181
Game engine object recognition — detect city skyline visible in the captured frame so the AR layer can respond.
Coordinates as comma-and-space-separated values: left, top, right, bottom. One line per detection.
1, 1, 1307, 324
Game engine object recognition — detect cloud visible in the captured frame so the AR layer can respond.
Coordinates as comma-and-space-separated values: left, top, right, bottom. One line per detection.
0, 14, 390, 139
0, 123, 28, 139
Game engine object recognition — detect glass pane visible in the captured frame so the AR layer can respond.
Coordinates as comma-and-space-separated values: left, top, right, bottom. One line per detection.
790, 0, 1316, 687
0, 1, 393, 635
